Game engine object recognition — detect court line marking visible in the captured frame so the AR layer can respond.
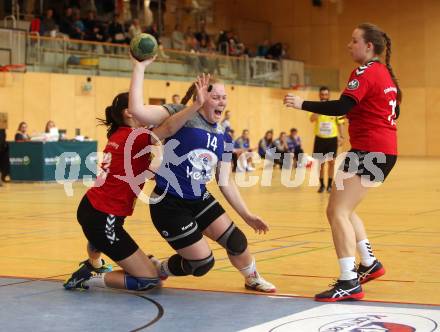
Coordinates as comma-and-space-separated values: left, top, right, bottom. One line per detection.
1, 275, 439, 307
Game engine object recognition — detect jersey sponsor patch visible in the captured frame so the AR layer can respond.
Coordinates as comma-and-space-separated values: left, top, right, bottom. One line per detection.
347, 79, 359, 90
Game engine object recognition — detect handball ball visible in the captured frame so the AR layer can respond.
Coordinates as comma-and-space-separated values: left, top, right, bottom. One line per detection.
130, 33, 158, 61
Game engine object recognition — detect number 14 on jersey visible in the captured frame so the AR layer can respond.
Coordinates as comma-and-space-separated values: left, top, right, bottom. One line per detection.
206, 133, 218, 151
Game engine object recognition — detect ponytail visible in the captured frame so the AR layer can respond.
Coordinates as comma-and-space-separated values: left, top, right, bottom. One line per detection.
383, 33, 402, 105
180, 76, 219, 106
97, 92, 128, 138
181, 83, 196, 105
358, 23, 402, 119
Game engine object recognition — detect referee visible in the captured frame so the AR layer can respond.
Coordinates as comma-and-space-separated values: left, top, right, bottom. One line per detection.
310, 86, 344, 193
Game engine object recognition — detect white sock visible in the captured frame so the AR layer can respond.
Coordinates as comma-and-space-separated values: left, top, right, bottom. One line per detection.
84, 273, 107, 288
239, 258, 258, 279
89, 258, 103, 269
357, 239, 376, 267
338, 257, 357, 280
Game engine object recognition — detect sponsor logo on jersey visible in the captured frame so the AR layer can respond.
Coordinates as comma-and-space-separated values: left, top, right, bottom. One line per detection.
186, 149, 218, 182
202, 191, 211, 200
384, 86, 398, 94
347, 79, 359, 90
181, 222, 194, 231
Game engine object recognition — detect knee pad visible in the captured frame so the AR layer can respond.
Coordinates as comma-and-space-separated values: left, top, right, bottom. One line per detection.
182, 253, 215, 277
168, 253, 214, 277
124, 275, 160, 291
216, 223, 247, 256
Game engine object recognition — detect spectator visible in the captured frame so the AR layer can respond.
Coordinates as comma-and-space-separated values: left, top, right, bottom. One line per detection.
194, 20, 210, 44
217, 30, 229, 54
258, 130, 274, 158
172, 94, 180, 104
72, 10, 85, 40
287, 128, 305, 167
15, 122, 30, 141
145, 22, 160, 43
128, 18, 142, 40
0, 127, 9, 185
108, 14, 128, 44
257, 40, 270, 58
83, 10, 105, 42
29, 13, 41, 34
148, 0, 166, 35
220, 110, 231, 131
45, 120, 56, 133
234, 129, 255, 172
40, 8, 57, 36
266, 42, 283, 60
224, 128, 239, 172
274, 131, 290, 168
59, 7, 75, 37
171, 24, 185, 50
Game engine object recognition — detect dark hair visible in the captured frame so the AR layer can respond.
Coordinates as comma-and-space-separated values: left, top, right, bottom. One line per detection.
98, 92, 129, 138
264, 130, 273, 143
358, 23, 402, 105
290, 128, 297, 133
319, 86, 329, 92
181, 77, 220, 105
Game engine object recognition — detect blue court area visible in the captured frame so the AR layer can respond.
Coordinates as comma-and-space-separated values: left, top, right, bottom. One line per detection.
1, 277, 439, 331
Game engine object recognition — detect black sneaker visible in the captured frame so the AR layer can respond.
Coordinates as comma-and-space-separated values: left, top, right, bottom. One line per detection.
63, 259, 111, 290
317, 185, 325, 193
315, 278, 364, 302
357, 260, 385, 284
326, 185, 332, 193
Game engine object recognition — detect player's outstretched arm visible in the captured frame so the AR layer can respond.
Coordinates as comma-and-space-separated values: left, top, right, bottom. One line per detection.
128, 54, 170, 126
216, 162, 269, 234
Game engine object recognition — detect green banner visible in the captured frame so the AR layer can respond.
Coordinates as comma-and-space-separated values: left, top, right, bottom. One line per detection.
9, 141, 97, 181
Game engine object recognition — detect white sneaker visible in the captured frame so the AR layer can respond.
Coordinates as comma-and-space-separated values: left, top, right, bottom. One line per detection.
236, 164, 246, 172
245, 272, 276, 293
246, 166, 256, 171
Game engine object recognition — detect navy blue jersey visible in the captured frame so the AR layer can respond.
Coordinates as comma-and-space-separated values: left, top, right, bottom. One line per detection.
155, 104, 225, 199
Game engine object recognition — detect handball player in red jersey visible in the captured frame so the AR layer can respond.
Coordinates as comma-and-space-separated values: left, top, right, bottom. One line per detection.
64, 57, 211, 292
284, 23, 401, 302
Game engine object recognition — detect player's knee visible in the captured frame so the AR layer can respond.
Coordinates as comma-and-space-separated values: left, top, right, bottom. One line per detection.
326, 205, 350, 226
183, 253, 215, 277
216, 223, 247, 256
124, 275, 161, 291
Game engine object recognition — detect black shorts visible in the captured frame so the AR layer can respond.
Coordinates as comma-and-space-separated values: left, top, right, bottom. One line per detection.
77, 195, 139, 262
340, 149, 397, 182
149, 187, 226, 250
313, 136, 338, 158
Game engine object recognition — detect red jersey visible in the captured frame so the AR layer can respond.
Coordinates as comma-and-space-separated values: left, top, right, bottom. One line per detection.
342, 61, 398, 155
87, 127, 151, 216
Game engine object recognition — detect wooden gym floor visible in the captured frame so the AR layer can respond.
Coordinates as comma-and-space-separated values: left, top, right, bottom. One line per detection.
0, 157, 439, 331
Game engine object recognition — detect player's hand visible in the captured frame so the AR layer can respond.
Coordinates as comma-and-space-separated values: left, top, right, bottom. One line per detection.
284, 93, 304, 109
194, 73, 210, 108
130, 52, 157, 70
244, 214, 269, 234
